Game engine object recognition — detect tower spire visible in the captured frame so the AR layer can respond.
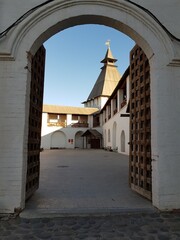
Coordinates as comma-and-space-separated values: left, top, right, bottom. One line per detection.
82, 42, 121, 108
101, 40, 117, 65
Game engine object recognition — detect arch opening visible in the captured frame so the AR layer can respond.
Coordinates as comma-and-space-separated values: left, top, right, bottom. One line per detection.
121, 130, 126, 153
30, 14, 154, 60
112, 122, 117, 151
75, 131, 84, 149
51, 131, 66, 149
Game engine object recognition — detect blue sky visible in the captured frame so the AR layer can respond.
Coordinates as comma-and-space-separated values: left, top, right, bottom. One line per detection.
43, 24, 135, 107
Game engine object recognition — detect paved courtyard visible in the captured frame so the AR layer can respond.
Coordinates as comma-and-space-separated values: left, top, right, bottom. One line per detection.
21, 149, 153, 218
1, 150, 180, 239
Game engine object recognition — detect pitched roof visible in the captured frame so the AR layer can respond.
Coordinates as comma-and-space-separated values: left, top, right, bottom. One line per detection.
100, 66, 130, 113
101, 47, 117, 63
85, 47, 121, 102
43, 104, 99, 115
81, 129, 102, 138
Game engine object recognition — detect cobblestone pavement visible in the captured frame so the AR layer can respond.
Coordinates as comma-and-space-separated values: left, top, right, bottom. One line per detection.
0, 212, 180, 240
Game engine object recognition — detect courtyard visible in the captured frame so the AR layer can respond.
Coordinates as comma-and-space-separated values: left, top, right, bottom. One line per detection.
22, 149, 153, 218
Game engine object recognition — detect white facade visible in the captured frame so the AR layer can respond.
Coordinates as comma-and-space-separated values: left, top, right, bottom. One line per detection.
103, 106, 129, 155
0, 0, 180, 212
84, 96, 109, 110
41, 112, 102, 149
102, 74, 130, 155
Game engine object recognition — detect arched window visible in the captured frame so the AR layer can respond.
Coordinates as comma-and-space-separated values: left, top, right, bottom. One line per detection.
51, 131, 66, 149
104, 130, 107, 147
108, 129, 111, 142
121, 130, 125, 152
75, 131, 84, 148
112, 122, 117, 150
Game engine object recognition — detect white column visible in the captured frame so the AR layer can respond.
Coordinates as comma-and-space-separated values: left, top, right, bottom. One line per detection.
88, 115, 93, 128
66, 114, 72, 127
0, 60, 30, 213
150, 60, 180, 210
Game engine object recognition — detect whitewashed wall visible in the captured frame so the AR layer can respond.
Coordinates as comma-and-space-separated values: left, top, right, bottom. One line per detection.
41, 113, 103, 149
103, 105, 129, 155
41, 113, 88, 149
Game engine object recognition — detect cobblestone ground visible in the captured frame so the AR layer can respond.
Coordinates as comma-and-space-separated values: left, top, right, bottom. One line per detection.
0, 212, 180, 240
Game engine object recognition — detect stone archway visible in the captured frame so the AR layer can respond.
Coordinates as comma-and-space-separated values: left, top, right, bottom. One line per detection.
0, 0, 180, 212
51, 131, 66, 149
75, 131, 84, 149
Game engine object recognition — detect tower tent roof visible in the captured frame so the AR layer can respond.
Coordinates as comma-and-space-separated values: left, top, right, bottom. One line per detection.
85, 47, 121, 102
101, 47, 117, 63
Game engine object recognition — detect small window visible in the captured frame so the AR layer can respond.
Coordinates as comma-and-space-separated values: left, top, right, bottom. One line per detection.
108, 129, 111, 142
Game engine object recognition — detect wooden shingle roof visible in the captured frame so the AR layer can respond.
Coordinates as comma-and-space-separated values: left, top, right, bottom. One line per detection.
85, 47, 121, 102
43, 104, 99, 115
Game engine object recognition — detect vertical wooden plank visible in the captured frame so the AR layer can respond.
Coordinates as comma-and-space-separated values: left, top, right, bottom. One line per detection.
26, 46, 45, 200
129, 45, 152, 200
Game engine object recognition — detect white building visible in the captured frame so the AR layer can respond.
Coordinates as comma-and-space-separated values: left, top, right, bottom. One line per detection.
41, 45, 128, 152
101, 67, 130, 155
41, 105, 99, 149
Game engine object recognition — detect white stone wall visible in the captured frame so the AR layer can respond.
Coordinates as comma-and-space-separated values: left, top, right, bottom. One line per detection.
102, 74, 130, 155
84, 96, 108, 109
103, 105, 129, 155
0, 0, 180, 212
41, 112, 103, 150
1, 1, 180, 39
41, 113, 89, 149
0, 58, 30, 213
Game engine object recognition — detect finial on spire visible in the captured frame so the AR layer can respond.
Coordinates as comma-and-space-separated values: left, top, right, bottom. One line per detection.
105, 40, 110, 49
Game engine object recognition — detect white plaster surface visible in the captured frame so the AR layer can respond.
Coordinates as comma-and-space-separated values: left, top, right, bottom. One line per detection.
103, 106, 129, 155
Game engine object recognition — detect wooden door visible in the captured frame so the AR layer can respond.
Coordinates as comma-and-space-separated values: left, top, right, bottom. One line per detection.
26, 46, 45, 200
129, 45, 152, 200
91, 139, 100, 149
